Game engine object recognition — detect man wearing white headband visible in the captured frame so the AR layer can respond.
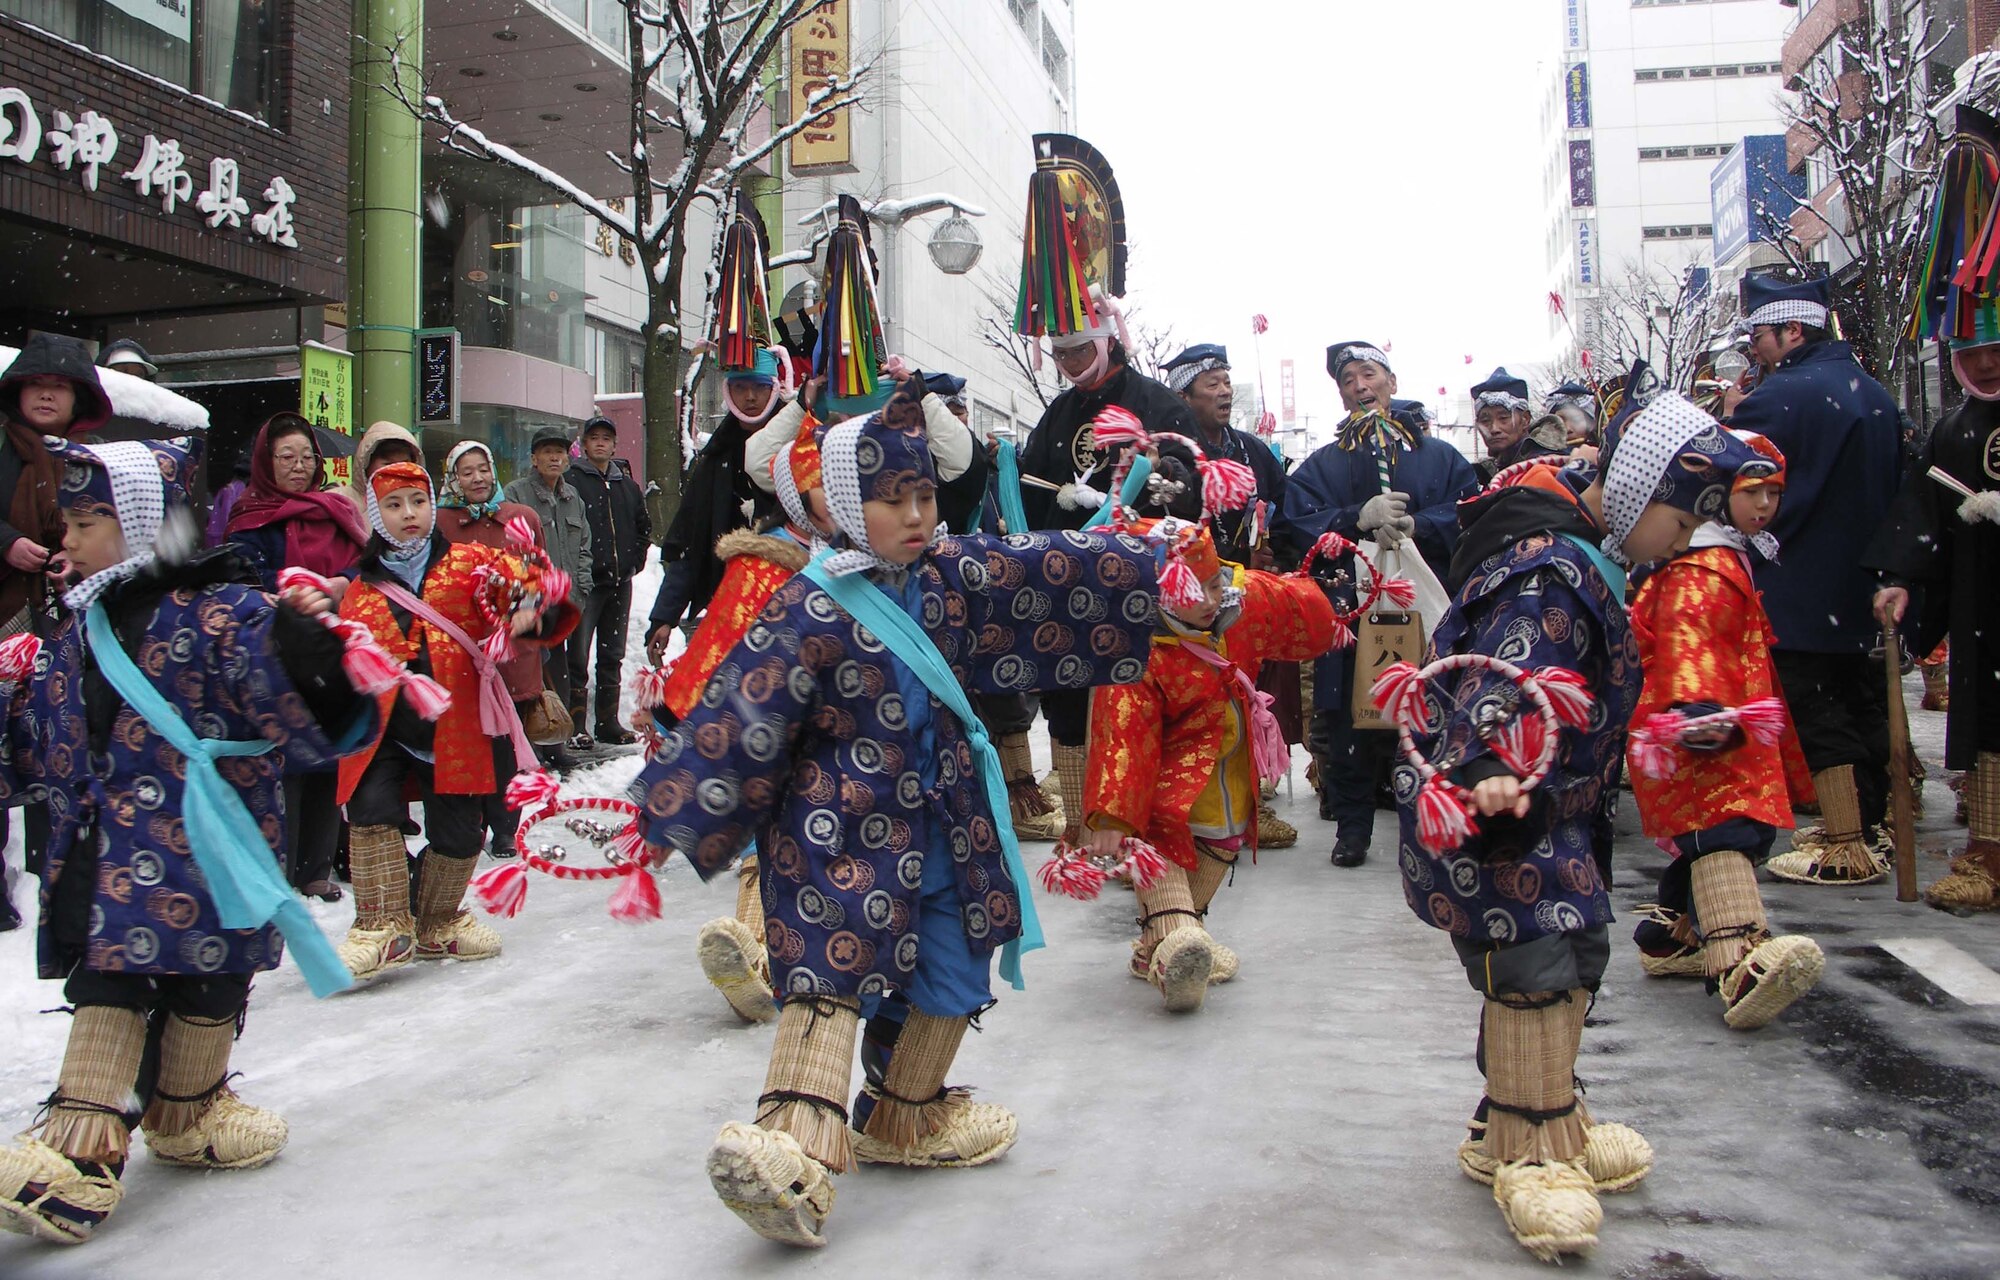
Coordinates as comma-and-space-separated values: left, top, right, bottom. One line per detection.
1723, 271, 1905, 884
1470, 367, 1564, 485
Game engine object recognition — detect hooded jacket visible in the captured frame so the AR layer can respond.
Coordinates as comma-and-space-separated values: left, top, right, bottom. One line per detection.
567, 451, 652, 584
0, 335, 115, 625
337, 421, 426, 517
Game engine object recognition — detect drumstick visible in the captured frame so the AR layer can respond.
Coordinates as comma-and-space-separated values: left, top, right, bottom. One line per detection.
1018, 474, 1063, 492
1929, 466, 1977, 499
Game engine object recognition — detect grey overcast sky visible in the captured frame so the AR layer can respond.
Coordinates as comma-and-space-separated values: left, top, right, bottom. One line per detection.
1073, 0, 1555, 442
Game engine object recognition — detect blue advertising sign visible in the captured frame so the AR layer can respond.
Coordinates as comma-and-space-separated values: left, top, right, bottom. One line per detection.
1565, 63, 1591, 129
1710, 136, 1807, 263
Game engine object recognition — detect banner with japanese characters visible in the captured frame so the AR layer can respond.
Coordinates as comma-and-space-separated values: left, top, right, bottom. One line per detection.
789, 0, 854, 174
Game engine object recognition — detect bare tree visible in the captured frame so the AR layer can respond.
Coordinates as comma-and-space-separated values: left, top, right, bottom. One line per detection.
978, 290, 1055, 412
1771, 8, 1957, 380
1583, 260, 1726, 396
379, 1, 874, 529
1120, 306, 1179, 382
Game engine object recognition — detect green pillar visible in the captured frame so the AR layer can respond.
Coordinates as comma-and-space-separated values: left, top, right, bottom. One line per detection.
348, 0, 424, 433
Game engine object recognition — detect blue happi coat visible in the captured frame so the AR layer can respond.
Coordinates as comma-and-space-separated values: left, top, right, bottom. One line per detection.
3, 577, 364, 979
1395, 517, 1639, 946
632, 529, 1158, 1001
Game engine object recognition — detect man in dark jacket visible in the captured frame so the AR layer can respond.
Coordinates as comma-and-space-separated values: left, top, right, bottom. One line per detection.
1017, 318, 1196, 839
567, 414, 652, 747
1161, 343, 1289, 565
1723, 274, 1904, 885
1470, 366, 1564, 483
1276, 340, 1480, 868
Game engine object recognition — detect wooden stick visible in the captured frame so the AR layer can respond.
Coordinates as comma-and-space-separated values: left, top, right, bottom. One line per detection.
1883, 623, 1919, 903
1929, 465, 1977, 499
1017, 473, 1063, 492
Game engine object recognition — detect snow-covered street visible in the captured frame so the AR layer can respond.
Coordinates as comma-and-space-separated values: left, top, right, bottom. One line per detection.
5, 672, 2000, 1278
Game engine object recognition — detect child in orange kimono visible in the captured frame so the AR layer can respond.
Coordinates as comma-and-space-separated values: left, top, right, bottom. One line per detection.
652, 430, 831, 1023
1083, 517, 1336, 1011
1627, 431, 1824, 1028
333, 462, 577, 983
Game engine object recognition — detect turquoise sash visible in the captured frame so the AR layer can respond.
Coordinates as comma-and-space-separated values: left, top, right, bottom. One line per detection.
801, 555, 1045, 989
993, 439, 1030, 536
1083, 456, 1152, 529
85, 604, 353, 997
1556, 533, 1628, 602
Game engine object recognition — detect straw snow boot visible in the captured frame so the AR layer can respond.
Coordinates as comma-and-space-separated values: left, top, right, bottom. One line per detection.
698, 856, 777, 1022
337, 823, 417, 981
1256, 800, 1297, 849
1691, 851, 1823, 1029
1766, 766, 1887, 885
414, 853, 501, 961
999, 732, 1064, 841
0, 1006, 143, 1244
1921, 649, 1950, 711
852, 1012, 1017, 1169
1458, 1100, 1652, 1194
1632, 902, 1706, 978
709, 998, 859, 1246
141, 1015, 287, 1170
1132, 867, 1213, 1011
1188, 847, 1240, 985
1926, 753, 2000, 911
1051, 742, 1088, 845
1480, 990, 1601, 1263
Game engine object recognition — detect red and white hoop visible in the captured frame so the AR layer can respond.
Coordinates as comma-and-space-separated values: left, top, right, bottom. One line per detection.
1037, 837, 1170, 900
1627, 697, 1787, 780
469, 794, 665, 923
1369, 655, 1596, 855
1298, 530, 1418, 648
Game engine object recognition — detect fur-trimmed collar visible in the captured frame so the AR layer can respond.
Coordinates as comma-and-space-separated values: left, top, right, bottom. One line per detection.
715, 527, 810, 572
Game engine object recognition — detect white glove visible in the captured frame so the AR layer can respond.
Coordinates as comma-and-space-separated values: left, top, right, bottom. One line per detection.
1058, 481, 1107, 512
1358, 491, 1410, 533
1376, 513, 1416, 548
1959, 490, 2000, 525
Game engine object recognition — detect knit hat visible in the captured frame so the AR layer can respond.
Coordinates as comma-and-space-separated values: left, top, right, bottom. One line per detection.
49, 435, 204, 610
1601, 394, 1774, 564
818, 383, 936, 576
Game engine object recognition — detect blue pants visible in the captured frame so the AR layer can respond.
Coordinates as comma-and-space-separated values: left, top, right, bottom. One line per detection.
859, 846, 994, 1022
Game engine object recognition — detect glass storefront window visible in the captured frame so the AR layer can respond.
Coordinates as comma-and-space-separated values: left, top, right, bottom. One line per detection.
0, 0, 278, 122
422, 184, 587, 370
424, 406, 573, 493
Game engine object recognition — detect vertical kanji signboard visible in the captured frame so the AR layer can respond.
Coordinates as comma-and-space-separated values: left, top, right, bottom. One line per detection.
415, 327, 460, 428
299, 343, 353, 485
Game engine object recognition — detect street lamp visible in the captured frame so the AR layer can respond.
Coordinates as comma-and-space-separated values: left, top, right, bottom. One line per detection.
926, 212, 983, 275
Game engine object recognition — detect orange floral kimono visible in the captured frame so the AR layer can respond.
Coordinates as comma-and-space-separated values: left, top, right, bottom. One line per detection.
659, 527, 811, 721
1086, 568, 1336, 868
1628, 543, 1814, 839
337, 537, 578, 798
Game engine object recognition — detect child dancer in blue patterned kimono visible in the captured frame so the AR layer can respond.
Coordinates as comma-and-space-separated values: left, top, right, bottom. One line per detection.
630, 380, 1159, 1248
1387, 396, 1777, 1264
0, 437, 374, 1246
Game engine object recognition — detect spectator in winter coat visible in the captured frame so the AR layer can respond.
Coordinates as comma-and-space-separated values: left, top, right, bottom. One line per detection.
504, 427, 593, 730
565, 415, 652, 747
337, 421, 425, 518
1721, 274, 1904, 885
223, 412, 371, 902
1275, 340, 1480, 870
203, 444, 254, 549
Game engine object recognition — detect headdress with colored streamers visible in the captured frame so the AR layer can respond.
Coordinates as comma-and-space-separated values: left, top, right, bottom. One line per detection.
1909, 107, 2000, 395
813, 194, 890, 417
714, 189, 776, 374
1369, 655, 1597, 856
1089, 405, 1256, 525
1014, 132, 1127, 342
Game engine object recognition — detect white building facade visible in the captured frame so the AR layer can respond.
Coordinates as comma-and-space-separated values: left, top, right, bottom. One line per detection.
1540, 0, 1794, 359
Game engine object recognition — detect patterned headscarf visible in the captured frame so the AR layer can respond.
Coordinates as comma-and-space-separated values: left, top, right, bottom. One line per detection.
818, 385, 936, 577
51, 435, 204, 611
438, 440, 505, 520
772, 422, 827, 545
1601, 394, 1775, 565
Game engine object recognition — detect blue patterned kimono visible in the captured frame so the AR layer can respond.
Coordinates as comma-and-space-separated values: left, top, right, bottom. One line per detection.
2, 578, 366, 980
1394, 524, 1639, 946
632, 529, 1158, 1002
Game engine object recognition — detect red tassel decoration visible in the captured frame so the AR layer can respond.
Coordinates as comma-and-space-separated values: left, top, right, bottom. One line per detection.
632, 665, 673, 712
505, 769, 562, 813
401, 673, 452, 721
471, 862, 529, 918
1415, 778, 1476, 855
1735, 697, 1788, 746
1328, 614, 1355, 652
611, 820, 647, 865
606, 866, 662, 923
1628, 733, 1679, 780
1198, 458, 1257, 517
0, 633, 42, 682
1370, 662, 1433, 733
1037, 848, 1108, 900
338, 634, 403, 697
1122, 838, 1168, 890
1159, 558, 1205, 611
1490, 714, 1548, 779
504, 514, 538, 550
1090, 405, 1146, 450
1303, 531, 1353, 576
542, 567, 572, 608
1533, 667, 1595, 729
1377, 576, 1418, 609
